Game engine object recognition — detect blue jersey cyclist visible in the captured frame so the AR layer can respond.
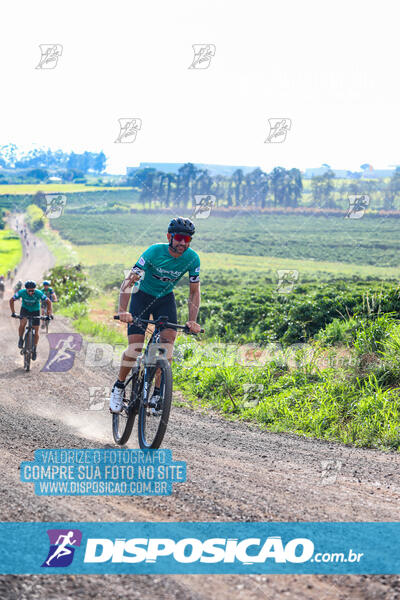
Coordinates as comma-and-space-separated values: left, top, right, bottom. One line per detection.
9, 280, 53, 361
109, 217, 202, 413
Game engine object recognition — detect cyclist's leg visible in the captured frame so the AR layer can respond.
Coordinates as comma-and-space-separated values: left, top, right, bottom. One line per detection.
152, 292, 178, 387
33, 324, 40, 346
118, 333, 144, 381
18, 318, 27, 339
118, 289, 155, 381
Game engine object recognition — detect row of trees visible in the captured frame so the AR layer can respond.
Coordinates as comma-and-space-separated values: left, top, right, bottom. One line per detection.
311, 169, 400, 210
129, 164, 303, 209
128, 163, 400, 210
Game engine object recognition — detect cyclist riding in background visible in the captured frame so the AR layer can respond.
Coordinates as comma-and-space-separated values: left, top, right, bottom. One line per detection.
109, 217, 202, 413
40, 280, 57, 302
9, 280, 52, 361
14, 280, 23, 293
40, 280, 57, 328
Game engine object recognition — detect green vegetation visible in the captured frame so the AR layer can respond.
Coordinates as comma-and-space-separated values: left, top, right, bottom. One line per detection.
52, 211, 400, 267
35, 192, 400, 451
37, 226, 79, 265
172, 347, 400, 450
0, 184, 128, 195
44, 265, 92, 307
0, 229, 22, 274
25, 204, 45, 231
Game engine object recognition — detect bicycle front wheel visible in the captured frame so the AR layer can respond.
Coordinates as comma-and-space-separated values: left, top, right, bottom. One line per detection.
138, 358, 173, 449
24, 331, 32, 372
112, 369, 139, 446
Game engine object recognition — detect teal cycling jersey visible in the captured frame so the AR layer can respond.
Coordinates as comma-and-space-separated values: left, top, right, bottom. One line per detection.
134, 243, 200, 297
13, 289, 47, 312
40, 286, 54, 298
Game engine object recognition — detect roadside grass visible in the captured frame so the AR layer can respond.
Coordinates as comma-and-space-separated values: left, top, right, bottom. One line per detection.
0, 229, 22, 273
59, 301, 126, 346
171, 336, 400, 450
37, 226, 79, 265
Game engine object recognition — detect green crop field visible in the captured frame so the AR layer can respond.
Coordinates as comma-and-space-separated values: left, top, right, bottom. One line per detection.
0, 184, 131, 195
0, 230, 22, 274
73, 242, 400, 280
52, 211, 400, 267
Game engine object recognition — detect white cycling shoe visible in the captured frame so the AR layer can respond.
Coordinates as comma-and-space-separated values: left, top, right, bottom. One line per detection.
109, 384, 125, 413
148, 395, 162, 415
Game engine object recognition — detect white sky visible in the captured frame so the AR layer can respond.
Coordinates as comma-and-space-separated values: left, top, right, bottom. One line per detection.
1, 0, 399, 174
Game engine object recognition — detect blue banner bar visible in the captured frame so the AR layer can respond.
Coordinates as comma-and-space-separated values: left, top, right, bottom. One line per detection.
0, 522, 399, 574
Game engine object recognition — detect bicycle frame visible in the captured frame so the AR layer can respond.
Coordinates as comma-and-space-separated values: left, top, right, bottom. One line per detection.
123, 326, 166, 414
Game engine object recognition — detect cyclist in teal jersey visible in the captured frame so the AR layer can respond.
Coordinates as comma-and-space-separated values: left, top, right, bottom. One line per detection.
9, 280, 52, 360
110, 217, 202, 413
40, 280, 57, 302
40, 280, 58, 327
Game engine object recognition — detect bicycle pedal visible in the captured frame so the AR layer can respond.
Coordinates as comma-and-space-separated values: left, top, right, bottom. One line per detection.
20, 349, 24, 355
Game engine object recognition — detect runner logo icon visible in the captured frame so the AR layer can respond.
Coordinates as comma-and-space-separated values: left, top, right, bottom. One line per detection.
42, 529, 82, 567
41, 333, 82, 372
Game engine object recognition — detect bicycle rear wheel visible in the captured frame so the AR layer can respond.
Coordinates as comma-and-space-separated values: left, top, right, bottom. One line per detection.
112, 369, 139, 446
138, 358, 173, 449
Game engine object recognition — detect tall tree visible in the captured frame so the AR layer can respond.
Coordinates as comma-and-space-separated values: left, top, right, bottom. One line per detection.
232, 169, 244, 206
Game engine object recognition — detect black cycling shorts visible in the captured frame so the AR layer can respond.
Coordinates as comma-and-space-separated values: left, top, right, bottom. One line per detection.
127, 290, 177, 336
20, 307, 40, 326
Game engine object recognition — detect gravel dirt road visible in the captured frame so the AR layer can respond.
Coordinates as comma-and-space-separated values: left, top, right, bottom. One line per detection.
1, 220, 400, 599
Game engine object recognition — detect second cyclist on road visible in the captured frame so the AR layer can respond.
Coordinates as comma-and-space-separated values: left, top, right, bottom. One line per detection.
9, 280, 53, 360
40, 280, 57, 328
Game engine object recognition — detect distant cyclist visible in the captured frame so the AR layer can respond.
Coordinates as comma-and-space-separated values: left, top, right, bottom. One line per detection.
109, 217, 202, 413
9, 280, 52, 360
40, 280, 57, 328
14, 280, 23, 293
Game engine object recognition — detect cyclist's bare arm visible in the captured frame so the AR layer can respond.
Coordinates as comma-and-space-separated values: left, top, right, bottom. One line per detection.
46, 297, 53, 316
9, 297, 16, 315
187, 281, 201, 333
51, 292, 58, 302
118, 267, 144, 322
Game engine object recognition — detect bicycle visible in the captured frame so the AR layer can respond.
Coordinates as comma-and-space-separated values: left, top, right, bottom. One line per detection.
112, 314, 203, 449
41, 300, 55, 334
11, 314, 50, 372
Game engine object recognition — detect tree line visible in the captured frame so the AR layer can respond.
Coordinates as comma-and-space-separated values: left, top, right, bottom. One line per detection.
0, 144, 106, 180
128, 163, 400, 210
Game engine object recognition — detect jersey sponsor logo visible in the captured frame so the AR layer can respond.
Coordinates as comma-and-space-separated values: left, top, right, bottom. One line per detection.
138, 256, 146, 266
157, 267, 182, 276
195, 266, 200, 273
152, 274, 175, 282
189, 275, 200, 283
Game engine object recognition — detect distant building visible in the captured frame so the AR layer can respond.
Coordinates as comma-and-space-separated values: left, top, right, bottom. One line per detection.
303, 167, 349, 178
127, 162, 260, 177
303, 167, 395, 179
360, 169, 394, 179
